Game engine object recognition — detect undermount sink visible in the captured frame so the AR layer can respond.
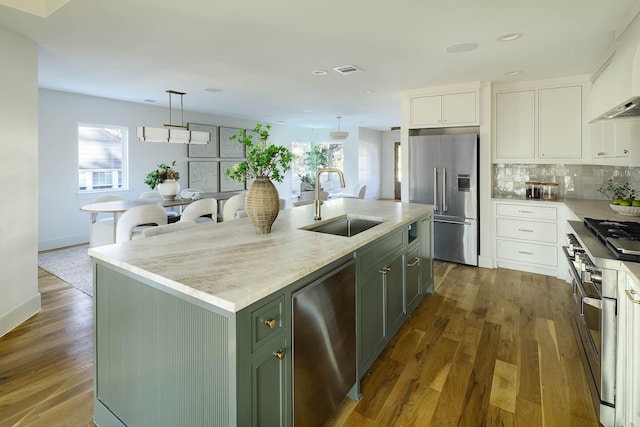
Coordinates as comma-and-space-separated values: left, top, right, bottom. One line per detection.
300, 215, 383, 237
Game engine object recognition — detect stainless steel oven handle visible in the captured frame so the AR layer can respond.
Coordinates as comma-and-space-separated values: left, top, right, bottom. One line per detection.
583, 296, 603, 309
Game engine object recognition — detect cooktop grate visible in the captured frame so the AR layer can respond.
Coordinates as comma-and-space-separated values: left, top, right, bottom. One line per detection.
584, 217, 640, 261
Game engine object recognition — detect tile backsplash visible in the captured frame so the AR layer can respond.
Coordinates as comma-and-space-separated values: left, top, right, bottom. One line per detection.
493, 164, 640, 200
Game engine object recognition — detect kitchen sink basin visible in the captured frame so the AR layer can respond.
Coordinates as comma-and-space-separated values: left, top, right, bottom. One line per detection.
300, 215, 383, 237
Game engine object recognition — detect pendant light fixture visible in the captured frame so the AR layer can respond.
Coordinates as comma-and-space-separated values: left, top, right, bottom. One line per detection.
137, 90, 210, 144
329, 116, 349, 140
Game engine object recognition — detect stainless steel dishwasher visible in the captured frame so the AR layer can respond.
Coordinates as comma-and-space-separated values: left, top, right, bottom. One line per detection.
292, 259, 356, 427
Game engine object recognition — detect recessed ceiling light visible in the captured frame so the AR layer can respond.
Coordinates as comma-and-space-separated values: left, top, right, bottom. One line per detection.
497, 33, 523, 42
204, 88, 222, 92
445, 43, 478, 53
361, 89, 374, 94
312, 70, 328, 76
143, 99, 157, 103
504, 70, 522, 76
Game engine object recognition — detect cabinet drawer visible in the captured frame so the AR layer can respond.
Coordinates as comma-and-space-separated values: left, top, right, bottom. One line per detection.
496, 218, 557, 243
251, 294, 285, 352
496, 240, 558, 266
496, 203, 557, 220
358, 228, 404, 272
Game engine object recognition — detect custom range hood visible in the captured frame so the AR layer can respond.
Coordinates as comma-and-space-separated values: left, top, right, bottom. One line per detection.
590, 11, 640, 122
137, 90, 210, 144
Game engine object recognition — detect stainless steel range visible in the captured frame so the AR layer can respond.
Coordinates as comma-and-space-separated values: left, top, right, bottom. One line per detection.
565, 218, 634, 427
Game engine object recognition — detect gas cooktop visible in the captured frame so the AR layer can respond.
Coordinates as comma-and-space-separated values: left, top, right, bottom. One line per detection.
584, 217, 640, 261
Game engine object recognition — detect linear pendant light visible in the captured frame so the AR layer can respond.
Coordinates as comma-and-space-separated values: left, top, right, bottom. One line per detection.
137, 90, 210, 144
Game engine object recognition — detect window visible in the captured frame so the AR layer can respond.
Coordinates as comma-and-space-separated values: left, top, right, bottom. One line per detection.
291, 142, 344, 198
78, 124, 128, 193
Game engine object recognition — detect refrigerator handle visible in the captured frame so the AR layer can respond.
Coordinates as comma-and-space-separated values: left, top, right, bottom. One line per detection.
433, 167, 438, 211
442, 166, 447, 212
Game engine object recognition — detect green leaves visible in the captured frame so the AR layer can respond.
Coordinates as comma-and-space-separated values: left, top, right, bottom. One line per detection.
597, 179, 636, 200
225, 124, 293, 184
144, 160, 179, 189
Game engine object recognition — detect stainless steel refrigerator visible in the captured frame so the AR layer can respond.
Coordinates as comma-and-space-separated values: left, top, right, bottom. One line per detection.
409, 127, 479, 266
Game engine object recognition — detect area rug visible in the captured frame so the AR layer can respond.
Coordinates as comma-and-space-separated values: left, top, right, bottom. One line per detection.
38, 244, 93, 296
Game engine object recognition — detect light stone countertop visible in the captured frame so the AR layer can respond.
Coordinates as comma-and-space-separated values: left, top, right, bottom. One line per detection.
88, 199, 433, 313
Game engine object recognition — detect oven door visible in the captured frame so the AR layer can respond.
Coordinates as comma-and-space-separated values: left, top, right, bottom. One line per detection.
575, 278, 607, 403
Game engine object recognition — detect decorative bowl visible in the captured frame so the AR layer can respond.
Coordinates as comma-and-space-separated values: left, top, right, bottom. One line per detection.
609, 203, 640, 216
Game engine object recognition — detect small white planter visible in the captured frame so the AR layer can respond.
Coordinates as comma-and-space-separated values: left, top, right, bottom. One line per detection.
157, 179, 180, 200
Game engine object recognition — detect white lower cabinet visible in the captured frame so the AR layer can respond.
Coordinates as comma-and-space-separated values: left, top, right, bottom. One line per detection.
494, 201, 561, 276
621, 273, 640, 426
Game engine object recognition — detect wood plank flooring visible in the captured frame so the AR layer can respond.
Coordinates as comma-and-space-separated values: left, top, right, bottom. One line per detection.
326, 262, 599, 426
0, 263, 598, 426
0, 269, 94, 427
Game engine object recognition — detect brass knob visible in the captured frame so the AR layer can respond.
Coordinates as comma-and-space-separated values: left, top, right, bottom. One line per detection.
264, 318, 277, 329
624, 149, 629, 154
274, 350, 286, 360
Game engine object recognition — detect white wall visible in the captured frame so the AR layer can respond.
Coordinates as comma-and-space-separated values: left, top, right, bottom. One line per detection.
0, 26, 41, 337
309, 126, 386, 199
357, 127, 383, 199
381, 130, 400, 199
39, 90, 378, 249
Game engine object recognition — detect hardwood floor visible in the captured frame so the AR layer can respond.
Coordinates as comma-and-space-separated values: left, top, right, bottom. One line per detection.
0, 263, 598, 426
0, 269, 94, 427
326, 262, 599, 426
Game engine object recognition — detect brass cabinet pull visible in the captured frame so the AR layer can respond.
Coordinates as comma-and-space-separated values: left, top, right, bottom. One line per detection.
625, 289, 640, 305
407, 257, 420, 267
624, 149, 629, 154
518, 210, 533, 214
264, 318, 277, 329
518, 250, 533, 255
518, 228, 534, 233
378, 267, 391, 274
274, 350, 286, 360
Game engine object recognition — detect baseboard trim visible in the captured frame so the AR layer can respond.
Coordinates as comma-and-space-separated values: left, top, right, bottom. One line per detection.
39, 234, 88, 251
0, 293, 41, 338
478, 255, 493, 269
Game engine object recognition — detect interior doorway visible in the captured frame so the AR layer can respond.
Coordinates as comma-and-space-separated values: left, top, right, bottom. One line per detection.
394, 141, 401, 200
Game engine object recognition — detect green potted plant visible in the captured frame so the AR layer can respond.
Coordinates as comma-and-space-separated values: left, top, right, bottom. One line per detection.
144, 161, 181, 199
598, 179, 640, 215
226, 124, 293, 233
597, 179, 637, 205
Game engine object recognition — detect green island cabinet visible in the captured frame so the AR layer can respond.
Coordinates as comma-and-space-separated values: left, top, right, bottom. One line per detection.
93, 213, 433, 427
357, 212, 434, 376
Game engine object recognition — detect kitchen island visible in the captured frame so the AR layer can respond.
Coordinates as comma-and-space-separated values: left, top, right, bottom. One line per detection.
89, 198, 434, 427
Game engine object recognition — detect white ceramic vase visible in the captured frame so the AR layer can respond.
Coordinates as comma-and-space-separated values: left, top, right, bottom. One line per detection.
157, 179, 180, 200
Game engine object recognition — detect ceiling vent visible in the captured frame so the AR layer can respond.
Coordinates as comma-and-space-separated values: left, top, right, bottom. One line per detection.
333, 65, 362, 75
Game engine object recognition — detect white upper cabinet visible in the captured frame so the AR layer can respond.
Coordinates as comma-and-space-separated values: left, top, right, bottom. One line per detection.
493, 81, 585, 163
591, 121, 616, 158
495, 90, 535, 159
591, 118, 640, 164
410, 91, 478, 128
538, 86, 582, 159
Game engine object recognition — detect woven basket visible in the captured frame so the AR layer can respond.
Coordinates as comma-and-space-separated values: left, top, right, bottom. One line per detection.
245, 177, 280, 234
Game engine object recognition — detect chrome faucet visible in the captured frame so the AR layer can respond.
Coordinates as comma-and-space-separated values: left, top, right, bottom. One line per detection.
314, 168, 346, 220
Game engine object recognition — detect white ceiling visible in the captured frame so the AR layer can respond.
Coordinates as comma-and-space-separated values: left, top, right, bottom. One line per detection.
1, 0, 639, 131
